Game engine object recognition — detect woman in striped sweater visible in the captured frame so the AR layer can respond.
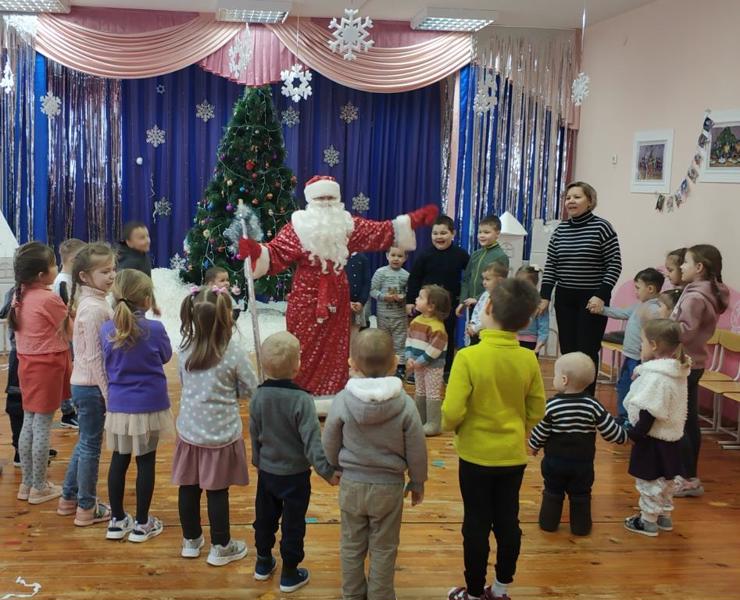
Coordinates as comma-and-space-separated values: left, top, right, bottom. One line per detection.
536, 182, 622, 394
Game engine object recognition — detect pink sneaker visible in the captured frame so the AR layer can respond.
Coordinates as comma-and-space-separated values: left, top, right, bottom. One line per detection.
57, 497, 77, 516
74, 502, 111, 527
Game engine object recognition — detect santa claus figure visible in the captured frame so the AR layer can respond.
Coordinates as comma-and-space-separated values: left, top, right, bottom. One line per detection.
239, 175, 437, 407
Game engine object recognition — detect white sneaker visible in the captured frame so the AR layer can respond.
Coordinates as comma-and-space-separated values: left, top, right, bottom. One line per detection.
128, 516, 164, 543
207, 539, 248, 566
181, 535, 205, 558
28, 482, 62, 505
106, 514, 135, 540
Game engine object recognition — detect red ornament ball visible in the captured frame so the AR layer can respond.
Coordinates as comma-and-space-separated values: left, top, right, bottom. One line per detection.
252, 199, 259, 205
245, 160, 255, 171
252, 173, 258, 180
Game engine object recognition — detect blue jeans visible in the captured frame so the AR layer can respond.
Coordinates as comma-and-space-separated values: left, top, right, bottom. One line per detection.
62, 385, 106, 510
616, 357, 640, 421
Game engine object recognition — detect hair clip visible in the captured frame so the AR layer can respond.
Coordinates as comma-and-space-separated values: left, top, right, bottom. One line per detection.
529, 264, 542, 272
190, 285, 200, 296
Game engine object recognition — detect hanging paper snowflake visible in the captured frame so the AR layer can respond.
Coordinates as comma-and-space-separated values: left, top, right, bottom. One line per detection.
156, 84, 166, 94
281, 106, 300, 127
196, 100, 215, 123
473, 69, 497, 116
0, 59, 14, 95
280, 64, 312, 103
339, 101, 359, 124
328, 8, 374, 61
351, 192, 370, 212
152, 197, 172, 222
228, 24, 253, 79
40, 91, 62, 117
146, 125, 166, 148
169, 253, 187, 271
323, 144, 340, 167
571, 72, 590, 107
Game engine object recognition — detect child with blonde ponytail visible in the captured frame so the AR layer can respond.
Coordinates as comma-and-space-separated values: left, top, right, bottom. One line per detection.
623, 319, 690, 537
101, 269, 173, 542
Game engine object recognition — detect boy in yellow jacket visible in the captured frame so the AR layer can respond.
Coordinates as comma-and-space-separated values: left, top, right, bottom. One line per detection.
442, 278, 545, 600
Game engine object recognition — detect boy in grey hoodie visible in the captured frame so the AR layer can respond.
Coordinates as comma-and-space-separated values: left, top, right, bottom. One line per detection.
250, 332, 339, 593
323, 328, 428, 600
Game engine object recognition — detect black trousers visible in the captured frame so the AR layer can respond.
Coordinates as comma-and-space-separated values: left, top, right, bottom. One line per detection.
253, 470, 311, 570
680, 368, 704, 479
107, 450, 157, 524
459, 459, 525, 596
542, 455, 594, 497
5, 349, 23, 453
519, 340, 537, 351
554, 287, 609, 395
178, 485, 230, 546
443, 311, 458, 373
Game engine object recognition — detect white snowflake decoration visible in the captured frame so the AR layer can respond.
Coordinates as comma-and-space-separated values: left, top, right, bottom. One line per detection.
328, 8, 374, 61
40, 91, 62, 117
156, 84, 166, 94
473, 69, 498, 116
280, 64, 312, 103
196, 100, 215, 123
146, 125, 166, 148
351, 192, 370, 212
571, 72, 590, 107
281, 106, 300, 127
339, 101, 359, 124
3, 15, 39, 38
323, 144, 340, 168
228, 24, 253, 79
0, 59, 14, 95
152, 197, 172, 222
170, 253, 187, 271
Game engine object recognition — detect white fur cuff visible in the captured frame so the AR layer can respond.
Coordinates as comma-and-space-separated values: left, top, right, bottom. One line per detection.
392, 214, 416, 251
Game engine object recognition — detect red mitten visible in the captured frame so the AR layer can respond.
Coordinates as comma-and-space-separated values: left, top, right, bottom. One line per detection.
407, 204, 439, 229
238, 238, 262, 265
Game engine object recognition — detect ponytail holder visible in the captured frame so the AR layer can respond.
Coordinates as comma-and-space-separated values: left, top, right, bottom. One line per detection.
189, 285, 200, 296
530, 263, 542, 272
211, 285, 224, 295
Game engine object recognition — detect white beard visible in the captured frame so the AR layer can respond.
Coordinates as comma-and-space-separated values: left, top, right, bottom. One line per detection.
291, 200, 355, 273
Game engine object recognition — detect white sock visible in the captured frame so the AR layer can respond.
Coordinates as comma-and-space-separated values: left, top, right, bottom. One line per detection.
492, 580, 508, 597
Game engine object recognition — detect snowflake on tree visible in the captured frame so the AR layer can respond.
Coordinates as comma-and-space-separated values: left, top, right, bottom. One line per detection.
40, 91, 62, 117
328, 8, 374, 61
146, 125, 166, 148
196, 100, 215, 123
351, 192, 370, 212
571, 72, 590, 107
181, 86, 298, 300
323, 144, 340, 167
280, 64, 312, 103
281, 106, 300, 127
339, 101, 359, 124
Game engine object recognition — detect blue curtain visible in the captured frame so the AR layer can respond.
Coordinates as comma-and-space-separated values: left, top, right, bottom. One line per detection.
120, 65, 440, 271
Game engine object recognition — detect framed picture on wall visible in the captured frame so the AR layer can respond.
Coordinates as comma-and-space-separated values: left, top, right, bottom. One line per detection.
701, 109, 740, 183
630, 129, 673, 193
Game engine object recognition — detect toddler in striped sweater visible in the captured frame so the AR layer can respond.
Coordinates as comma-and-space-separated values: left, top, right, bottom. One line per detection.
529, 352, 627, 535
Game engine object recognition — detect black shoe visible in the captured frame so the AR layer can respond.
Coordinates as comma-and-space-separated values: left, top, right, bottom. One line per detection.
280, 568, 310, 593
61, 413, 79, 429
405, 373, 415, 384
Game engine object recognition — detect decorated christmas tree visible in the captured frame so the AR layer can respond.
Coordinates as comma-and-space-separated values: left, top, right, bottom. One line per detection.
181, 86, 297, 299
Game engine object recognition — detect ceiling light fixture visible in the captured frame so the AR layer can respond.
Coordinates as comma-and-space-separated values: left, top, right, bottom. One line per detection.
0, 0, 69, 12
410, 7, 496, 32
216, 0, 291, 23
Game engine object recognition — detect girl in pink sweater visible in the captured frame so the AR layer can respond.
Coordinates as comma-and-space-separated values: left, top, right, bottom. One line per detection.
56, 243, 117, 526
671, 244, 729, 497
9, 242, 71, 505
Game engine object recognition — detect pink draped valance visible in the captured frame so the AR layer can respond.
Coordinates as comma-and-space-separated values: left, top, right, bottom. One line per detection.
34, 13, 241, 79
267, 18, 472, 93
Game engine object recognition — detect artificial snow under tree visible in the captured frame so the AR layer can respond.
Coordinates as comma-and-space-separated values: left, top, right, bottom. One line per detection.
181, 85, 297, 299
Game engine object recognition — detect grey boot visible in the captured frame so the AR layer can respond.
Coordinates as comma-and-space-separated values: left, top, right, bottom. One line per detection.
423, 400, 441, 436
414, 395, 427, 424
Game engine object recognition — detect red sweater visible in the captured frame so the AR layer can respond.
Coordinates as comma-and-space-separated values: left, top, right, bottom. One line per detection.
671, 280, 729, 369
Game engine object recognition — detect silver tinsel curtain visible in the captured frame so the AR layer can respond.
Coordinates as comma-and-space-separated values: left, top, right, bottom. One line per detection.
47, 60, 123, 244
443, 26, 579, 256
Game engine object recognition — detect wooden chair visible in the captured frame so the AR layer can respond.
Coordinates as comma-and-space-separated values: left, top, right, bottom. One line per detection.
718, 392, 740, 450
700, 329, 734, 382
598, 340, 624, 385
699, 330, 740, 433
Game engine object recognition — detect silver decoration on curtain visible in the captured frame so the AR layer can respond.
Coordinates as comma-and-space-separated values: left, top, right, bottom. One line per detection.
457, 27, 579, 255
47, 60, 122, 244
0, 22, 36, 241
439, 74, 455, 215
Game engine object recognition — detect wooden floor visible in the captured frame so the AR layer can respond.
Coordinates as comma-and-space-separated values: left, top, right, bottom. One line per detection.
1, 355, 740, 600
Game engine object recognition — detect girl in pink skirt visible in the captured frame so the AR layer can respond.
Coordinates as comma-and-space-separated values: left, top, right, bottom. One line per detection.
173, 286, 258, 566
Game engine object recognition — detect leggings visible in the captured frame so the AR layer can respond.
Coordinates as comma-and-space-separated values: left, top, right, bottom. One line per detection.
108, 450, 157, 524
178, 485, 230, 547
19, 411, 54, 489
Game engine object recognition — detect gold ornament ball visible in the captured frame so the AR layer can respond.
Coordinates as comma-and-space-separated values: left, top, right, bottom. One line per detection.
203, 229, 210, 238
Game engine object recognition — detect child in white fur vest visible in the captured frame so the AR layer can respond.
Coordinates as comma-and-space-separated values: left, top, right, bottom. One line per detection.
623, 319, 690, 537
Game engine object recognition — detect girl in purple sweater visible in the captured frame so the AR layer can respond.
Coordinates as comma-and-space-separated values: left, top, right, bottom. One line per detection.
101, 269, 173, 542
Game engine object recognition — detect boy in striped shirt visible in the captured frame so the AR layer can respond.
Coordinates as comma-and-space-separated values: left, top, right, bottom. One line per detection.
405, 284, 450, 436
529, 352, 627, 535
